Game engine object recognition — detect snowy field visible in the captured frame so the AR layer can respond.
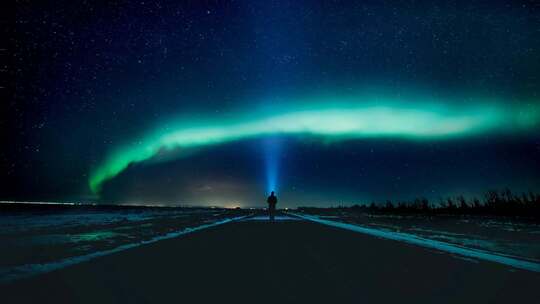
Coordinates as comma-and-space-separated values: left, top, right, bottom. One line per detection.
0, 203, 249, 282
293, 210, 540, 263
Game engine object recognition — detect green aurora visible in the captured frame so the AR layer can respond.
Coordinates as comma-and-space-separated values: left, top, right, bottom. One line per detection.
89, 94, 540, 194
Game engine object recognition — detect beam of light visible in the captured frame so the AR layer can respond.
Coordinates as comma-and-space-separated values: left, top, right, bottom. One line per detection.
263, 137, 281, 195
89, 94, 540, 194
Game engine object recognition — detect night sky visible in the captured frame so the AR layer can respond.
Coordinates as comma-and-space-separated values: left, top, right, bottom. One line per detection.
5, 1, 540, 207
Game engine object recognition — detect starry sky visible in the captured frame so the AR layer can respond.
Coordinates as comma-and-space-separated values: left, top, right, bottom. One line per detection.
5, 0, 540, 207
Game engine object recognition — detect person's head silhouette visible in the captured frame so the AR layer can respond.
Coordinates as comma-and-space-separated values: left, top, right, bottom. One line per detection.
271, 191, 275, 196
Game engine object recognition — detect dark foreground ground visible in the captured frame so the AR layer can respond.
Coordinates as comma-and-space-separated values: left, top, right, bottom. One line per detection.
2, 216, 539, 304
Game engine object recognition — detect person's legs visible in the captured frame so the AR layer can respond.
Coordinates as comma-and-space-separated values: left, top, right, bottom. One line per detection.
269, 205, 275, 221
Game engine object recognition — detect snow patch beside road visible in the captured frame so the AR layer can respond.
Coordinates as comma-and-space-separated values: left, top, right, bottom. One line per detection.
292, 213, 540, 273
0, 215, 249, 284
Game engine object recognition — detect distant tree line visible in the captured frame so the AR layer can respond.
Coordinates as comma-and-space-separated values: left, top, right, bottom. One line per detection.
298, 189, 540, 219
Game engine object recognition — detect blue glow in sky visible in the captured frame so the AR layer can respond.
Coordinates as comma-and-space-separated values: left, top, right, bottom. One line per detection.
263, 137, 281, 195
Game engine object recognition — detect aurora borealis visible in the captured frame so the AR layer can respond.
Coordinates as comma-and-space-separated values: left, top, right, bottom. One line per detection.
6, 1, 540, 207
88, 96, 539, 194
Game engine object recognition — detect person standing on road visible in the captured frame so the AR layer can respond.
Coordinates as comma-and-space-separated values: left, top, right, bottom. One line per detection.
267, 191, 277, 221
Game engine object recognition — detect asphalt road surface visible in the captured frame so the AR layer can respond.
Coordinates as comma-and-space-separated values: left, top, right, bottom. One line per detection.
2, 216, 539, 303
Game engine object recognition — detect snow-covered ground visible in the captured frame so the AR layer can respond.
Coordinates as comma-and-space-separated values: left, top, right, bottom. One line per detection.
0, 204, 249, 283
292, 212, 540, 272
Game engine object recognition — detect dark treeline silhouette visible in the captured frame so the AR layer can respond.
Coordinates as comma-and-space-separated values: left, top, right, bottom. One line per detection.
299, 189, 540, 219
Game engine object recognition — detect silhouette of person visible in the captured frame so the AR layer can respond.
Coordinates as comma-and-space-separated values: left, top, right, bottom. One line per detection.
267, 191, 277, 221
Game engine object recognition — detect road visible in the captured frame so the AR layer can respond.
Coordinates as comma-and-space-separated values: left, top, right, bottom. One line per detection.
2, 215, 539, 303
